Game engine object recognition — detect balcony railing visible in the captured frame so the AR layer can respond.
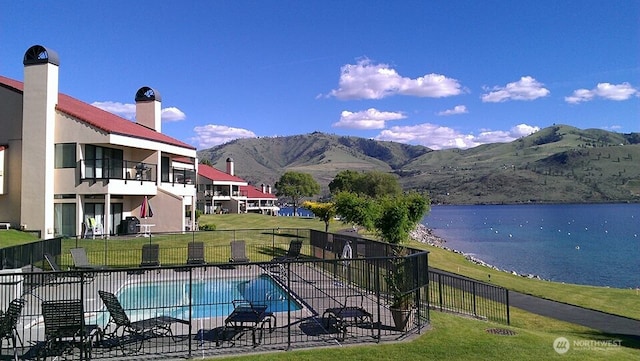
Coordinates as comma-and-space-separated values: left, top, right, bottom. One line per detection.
79, 159, 157, 183
79, 160, 195, 185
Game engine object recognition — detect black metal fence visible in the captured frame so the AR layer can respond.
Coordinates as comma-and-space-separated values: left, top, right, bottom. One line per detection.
0, 228, 508, 360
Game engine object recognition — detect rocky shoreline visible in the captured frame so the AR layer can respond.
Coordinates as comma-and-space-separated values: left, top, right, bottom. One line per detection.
410, 224, 545, 281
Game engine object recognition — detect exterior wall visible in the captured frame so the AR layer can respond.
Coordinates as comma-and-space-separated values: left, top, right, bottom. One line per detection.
0, 87, 24, 227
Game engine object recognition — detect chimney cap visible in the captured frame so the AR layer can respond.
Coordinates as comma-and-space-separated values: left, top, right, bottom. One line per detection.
23, 45, 59, 66
226, 157, 234, 162
135, 86, 162, 102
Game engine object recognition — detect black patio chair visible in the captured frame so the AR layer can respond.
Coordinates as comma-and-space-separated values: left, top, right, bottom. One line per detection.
40, 299, 100, 360
43, 253, 88, 283
140, 244, 160, 267
97, 290, 189, 354
217, 300, 275, 347
0, 298, 25, 361
229, 240, 250, 263
272, 239, 303, 262
322, 294, 374, 341
187, 242, 206, 265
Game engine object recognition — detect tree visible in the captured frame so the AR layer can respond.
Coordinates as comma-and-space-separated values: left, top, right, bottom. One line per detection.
333, 191, 379, 231
199, 159, 213, 166
275, 171, 320, 216
302, 201, 336, 232
328, 170, 361, 194
375, 191, 430, 245
329, 170, 401, 198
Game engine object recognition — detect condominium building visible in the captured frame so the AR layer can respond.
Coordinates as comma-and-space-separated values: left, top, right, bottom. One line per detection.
0, 45, 198, 238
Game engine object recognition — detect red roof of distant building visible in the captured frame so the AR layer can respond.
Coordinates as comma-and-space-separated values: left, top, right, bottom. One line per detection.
241, 185, 277, 199
198, 163, 247, 183
0, 75, 195, 150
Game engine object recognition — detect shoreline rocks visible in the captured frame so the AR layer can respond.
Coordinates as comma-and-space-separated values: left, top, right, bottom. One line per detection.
410, 224, 546, 281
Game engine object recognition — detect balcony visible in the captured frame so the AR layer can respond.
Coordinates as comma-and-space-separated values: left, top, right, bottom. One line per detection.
80, 159, 157, 183
79, 159, 195, 186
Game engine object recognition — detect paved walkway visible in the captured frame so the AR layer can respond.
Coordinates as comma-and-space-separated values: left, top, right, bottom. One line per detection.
430, 267, 640, 340
509, 291, 640, 340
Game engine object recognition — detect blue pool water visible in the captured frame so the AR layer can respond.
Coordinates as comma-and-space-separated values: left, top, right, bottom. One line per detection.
114, 274, 301, 321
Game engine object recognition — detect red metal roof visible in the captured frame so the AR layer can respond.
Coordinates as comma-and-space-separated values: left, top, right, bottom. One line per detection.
0, 75, 195, 150
198, 163, 247, 183
240, 185, 277, 199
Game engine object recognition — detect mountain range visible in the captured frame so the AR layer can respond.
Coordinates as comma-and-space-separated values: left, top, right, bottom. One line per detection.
197, 125, 640, 204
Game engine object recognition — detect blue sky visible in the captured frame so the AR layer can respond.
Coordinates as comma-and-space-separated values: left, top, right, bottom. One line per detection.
2, 1, 638, 150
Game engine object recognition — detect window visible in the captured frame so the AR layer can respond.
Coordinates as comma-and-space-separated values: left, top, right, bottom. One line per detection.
85, 145, 123, 179
161, 156, 170, 182
54, 203, 76, 237
55, 143, 76, 168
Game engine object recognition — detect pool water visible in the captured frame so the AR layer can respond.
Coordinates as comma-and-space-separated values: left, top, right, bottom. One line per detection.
113, 274, 301, 321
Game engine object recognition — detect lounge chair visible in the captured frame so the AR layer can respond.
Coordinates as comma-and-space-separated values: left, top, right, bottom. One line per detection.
272, 239, 303, 262
97, 290, 189, 353
217, 300, 275, 347
43, 253, 88, 283
322, 294, 373, 341
140, 244, 160, 267
229, 240, 249, 263
0, 298, 25, 361
70, 248, 106, 270
40, 299, 100, 360
187, 242, 206, 265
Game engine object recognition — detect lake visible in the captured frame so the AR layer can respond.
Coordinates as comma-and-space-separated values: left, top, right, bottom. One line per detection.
422, 203, 640, 289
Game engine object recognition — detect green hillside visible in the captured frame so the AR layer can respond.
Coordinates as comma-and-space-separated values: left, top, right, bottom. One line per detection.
197, 125, 640, 204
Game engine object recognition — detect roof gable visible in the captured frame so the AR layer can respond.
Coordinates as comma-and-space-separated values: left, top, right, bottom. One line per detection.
198, 163, 247, 183
0, 75, 195, 150
241, 185, 277, 199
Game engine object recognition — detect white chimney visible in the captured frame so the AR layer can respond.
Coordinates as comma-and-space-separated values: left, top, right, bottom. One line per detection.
267, 185, 272, 194
261, 184, 265, 193
135, 86, 161, 131
226, 157, 234, 175
21, 45, 59, 237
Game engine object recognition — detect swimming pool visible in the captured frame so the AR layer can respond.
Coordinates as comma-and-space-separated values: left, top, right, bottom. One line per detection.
114, 274, 301, 321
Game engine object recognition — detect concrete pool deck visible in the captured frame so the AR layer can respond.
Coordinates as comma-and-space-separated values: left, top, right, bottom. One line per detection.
8, 262, 423, 360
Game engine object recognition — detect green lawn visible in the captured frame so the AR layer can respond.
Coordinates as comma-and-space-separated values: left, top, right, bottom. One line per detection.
2, 214, 639, 359
207, 309, 639, 361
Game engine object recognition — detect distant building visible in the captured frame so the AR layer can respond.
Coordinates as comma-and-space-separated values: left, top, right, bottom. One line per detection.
0, 45, 198, 237
197, 159, 278, 216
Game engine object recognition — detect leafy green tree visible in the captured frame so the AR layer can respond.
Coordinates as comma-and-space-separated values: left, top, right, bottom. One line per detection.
358, 170, 402, 198
333, 191, 379, 231
328, 170, 361, 194
199, 159, 213, 166
302, 201, 336, 232
375, 191, 430, 245
275, 171, 320, 216
329, 170, 401, 198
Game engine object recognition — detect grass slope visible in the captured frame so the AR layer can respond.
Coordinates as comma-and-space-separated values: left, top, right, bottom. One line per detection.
197, 125, 640, 203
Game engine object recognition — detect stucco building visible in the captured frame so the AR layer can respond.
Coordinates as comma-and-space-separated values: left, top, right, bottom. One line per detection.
0, 45, 198, 237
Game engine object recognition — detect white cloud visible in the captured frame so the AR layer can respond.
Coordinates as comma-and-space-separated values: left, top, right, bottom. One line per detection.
191, 124, 256, 149
437, 105, 468, 116
325, 59, 464, 100
565, 82, 638, 104
375, 123, 539, 150
161, 107, 186, 122
92, 101, 136, 119
333, 108, 405, 129
92, 101, 187, 122
481, 76, 550, 102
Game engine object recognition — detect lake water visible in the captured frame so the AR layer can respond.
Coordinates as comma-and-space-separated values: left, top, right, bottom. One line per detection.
422, 203, 640, 289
